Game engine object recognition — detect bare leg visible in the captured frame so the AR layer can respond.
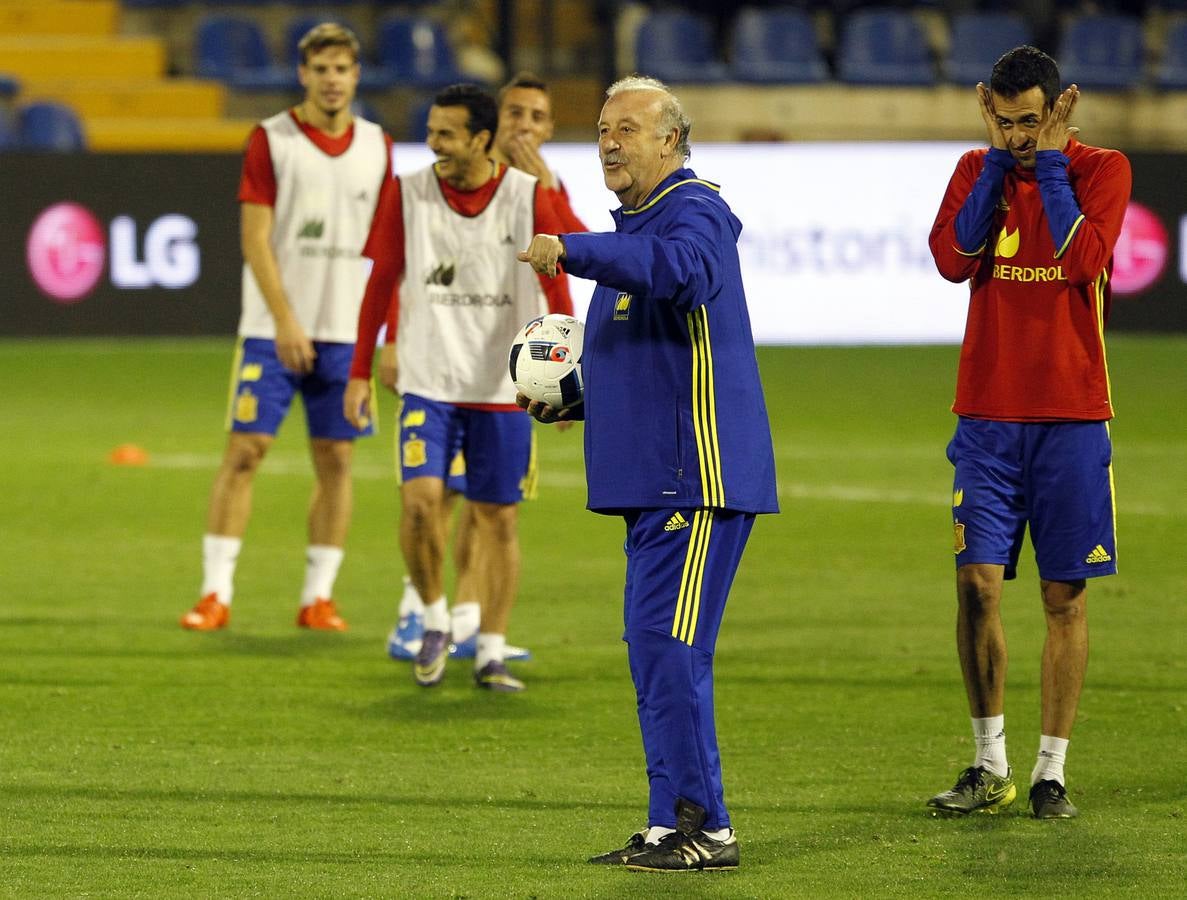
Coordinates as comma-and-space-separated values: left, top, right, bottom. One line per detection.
400, 477, 447, 604
468, 501, 519, 635
955, 563, 1008, 717
308, 438, 353, 547
206, 432, 273, 537
452, 500, 478, 605
1038, 578, 1088, 738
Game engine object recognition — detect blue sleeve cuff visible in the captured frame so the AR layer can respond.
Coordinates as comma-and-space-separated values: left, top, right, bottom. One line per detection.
985, 148, 1018, 171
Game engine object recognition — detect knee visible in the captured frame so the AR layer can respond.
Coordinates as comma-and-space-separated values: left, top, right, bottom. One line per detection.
401, 490, 442, 537
1041, 579, 1086, 622
956, 567, 1001, 618
312, 440, 352, 482
223, 435, 269, 476
472, 504, 518, 545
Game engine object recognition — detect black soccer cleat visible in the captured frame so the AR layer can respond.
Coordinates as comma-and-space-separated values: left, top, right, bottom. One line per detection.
623, 829, 739, 872
927, 766, 1016, 816
623, 798, 739, 872
1030, 779, 1079, 819
587, 830, 647, 865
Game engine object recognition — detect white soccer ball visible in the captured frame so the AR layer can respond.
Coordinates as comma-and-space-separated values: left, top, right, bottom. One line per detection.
508, 313, 585, 410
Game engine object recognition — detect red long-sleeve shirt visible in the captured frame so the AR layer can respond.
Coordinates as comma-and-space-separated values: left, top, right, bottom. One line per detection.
930, 139, 1131, 420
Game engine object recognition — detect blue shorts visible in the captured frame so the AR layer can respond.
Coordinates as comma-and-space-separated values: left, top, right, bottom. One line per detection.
948, 417, 1116, 581
227, 338, 374, 441
622, 508, 755, 653
397, 393, 533, 505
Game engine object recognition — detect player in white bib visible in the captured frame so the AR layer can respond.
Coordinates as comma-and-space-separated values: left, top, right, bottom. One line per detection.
383, 72, 588, 665
181, 24, 390, 633
345, 84, 573, 691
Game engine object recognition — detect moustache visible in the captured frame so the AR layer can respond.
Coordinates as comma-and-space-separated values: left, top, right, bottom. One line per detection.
602, 153, 626, 166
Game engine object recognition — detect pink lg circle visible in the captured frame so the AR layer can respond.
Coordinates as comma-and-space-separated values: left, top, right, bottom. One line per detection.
1111, 202, 1168, 296
26, 202, 107, 303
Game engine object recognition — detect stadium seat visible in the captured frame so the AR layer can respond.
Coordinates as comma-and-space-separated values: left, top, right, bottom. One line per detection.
406, 95, 435, 142
837, 9, 937, 86
0, 105, 17, 150
194, 15, 296, 92
18, 101, 86, 151
376, 15, 463, 89
1155, 18, 1187, 89
728, 7, 829, 84
0, 73, 18, 98
1057, 14, 1145, 90
943, 12, 1032, 85
634, 11, 728, 83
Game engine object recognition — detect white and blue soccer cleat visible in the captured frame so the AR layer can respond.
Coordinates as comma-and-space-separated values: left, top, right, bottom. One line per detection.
386, 608, 424, 660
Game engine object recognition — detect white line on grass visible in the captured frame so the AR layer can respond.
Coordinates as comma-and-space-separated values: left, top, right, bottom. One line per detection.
147, 453, 1175, 517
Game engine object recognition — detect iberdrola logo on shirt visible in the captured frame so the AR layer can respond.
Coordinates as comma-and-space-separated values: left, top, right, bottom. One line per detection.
297, 219, 324, 240
995, 226, 1020, 258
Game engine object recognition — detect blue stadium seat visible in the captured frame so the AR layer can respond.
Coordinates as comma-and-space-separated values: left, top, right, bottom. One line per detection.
729, 7, 828, 84
284, 16, 396, 91
194, 15, 296, 92
943, 12, 1032, 85
407, 95, 435, 142
1057, 14, 1145, 90
0, 105, 17, 150
837, 9, 937, 86
634, 11, 728, 83
18, 101, 86, 151
1155, 18, 1187, 89
376, 15, 463, 89
0, 72, 19, 99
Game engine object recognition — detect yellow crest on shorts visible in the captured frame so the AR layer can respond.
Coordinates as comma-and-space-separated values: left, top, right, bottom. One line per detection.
240, 363, 263, 382
402, 437, 427, 468
234, 389, 258, 423
953, 520, 967, 554
402, 409, 426, 427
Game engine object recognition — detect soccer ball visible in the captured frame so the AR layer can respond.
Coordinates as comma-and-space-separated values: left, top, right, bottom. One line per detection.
508, 314, 585, 410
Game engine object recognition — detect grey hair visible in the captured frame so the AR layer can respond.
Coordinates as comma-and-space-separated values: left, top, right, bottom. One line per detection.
606, 75, 692, 161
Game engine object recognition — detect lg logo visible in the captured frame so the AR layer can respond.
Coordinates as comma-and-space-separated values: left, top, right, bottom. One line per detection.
26, 202, 201, 304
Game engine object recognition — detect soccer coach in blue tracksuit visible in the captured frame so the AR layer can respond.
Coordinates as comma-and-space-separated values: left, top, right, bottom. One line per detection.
518, 75, 778, 873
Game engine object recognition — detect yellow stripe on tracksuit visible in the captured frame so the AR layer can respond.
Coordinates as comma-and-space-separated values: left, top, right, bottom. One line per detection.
672, 509, 713, 645
1095, 269, 1118, 562
222, 337, 246, 431
1093, 269, 1114, 411
687, 307, 724, 507
1054, 214, 1085, 259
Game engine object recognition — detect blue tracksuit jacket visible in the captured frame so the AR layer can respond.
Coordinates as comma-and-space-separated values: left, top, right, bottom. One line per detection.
560, 168, 779, 515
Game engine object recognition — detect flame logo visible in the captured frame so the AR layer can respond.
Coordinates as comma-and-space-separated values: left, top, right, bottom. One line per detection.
995, 227, 1020, 259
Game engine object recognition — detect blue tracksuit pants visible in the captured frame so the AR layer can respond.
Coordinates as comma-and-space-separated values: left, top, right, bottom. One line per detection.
621, 507, 755, 830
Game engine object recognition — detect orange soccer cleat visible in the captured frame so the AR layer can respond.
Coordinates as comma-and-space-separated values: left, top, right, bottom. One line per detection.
297, 598, 348, 631
181, 593, 230, 631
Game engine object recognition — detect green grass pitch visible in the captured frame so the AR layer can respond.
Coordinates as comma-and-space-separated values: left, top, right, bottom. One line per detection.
1, 336, 1184, 898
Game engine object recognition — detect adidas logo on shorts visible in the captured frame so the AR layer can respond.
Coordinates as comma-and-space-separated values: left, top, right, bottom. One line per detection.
664, 512, 691, 532
1084, 544, 1113, 564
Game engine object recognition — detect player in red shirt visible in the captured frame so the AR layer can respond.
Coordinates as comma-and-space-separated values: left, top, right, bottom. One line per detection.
381, 72, 588, 666
927, 46, 1131, 819
345, 84, 571, 692
180, 24, 391, 634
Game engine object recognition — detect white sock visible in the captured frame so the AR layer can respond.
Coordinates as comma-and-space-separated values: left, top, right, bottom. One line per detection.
300, 545, 344, 607
423, 597, 450, 632
1031, 735, 1069, 786
972, 715, 1009, 777
703, 827, 732, 841
645, 825, 675, 845
451, 601, 481, 642
476, 633, 505, 670
201, 534, 241, 606
398, 576, 424, 618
